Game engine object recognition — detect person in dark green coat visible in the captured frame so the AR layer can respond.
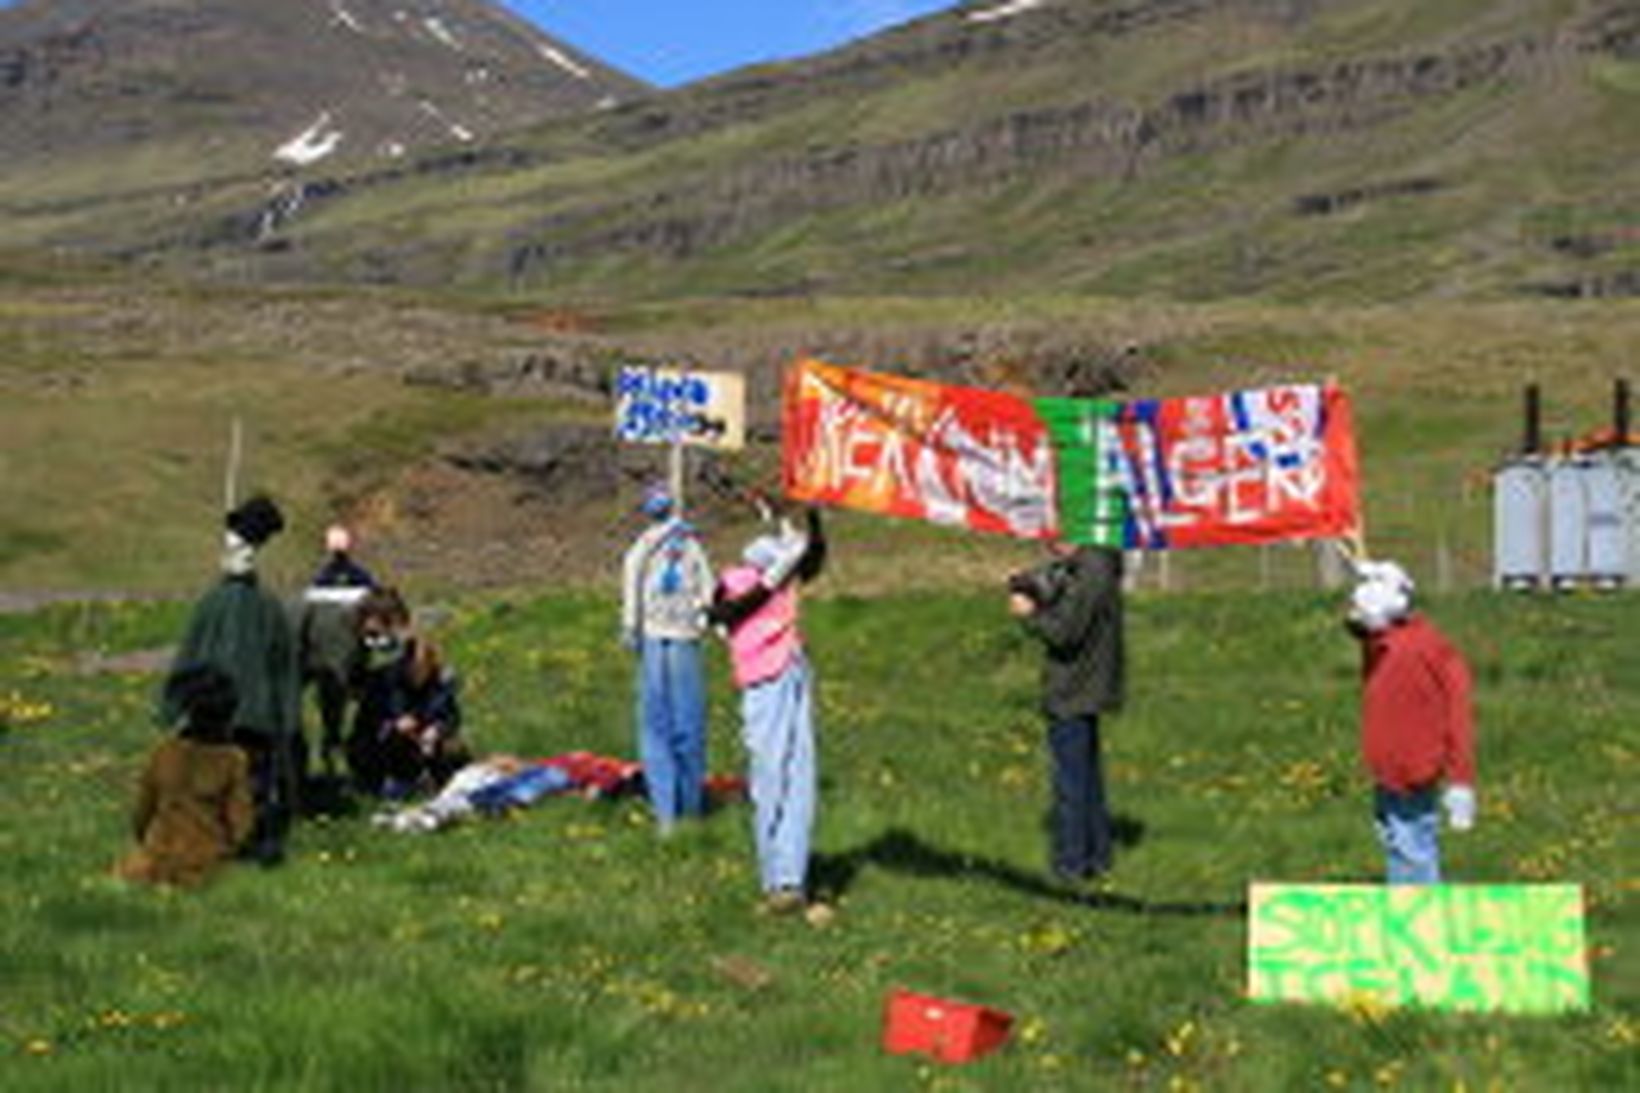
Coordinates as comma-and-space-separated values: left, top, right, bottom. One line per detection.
160, 495, 300, 865
1009, 542, 1125, 883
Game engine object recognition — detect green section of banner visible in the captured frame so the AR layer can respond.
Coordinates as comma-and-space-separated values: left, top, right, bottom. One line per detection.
1248, 884, 1590, 1015
1036, 398, 1126, 547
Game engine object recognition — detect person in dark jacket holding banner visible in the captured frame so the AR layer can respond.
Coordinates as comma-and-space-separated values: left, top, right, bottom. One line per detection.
1009, 541, 1125, 883
160, 495, 301, 865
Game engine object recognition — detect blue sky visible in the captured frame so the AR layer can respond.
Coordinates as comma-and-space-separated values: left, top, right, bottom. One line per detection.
503, 2, 959, 87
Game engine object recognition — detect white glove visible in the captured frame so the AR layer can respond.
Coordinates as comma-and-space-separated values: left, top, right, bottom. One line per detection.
1443, 784, 1476, 831
759, 527, 809, 588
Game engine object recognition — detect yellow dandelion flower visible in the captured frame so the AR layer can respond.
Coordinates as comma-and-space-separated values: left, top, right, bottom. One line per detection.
1165, 1019, 1196, 1057
1341, 989, 1390, 1025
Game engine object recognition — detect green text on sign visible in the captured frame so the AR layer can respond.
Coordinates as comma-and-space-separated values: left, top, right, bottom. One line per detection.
1247, 884, 1589, 1014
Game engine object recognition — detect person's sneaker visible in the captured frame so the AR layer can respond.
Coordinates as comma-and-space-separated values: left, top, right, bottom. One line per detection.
759, 887, 807, 916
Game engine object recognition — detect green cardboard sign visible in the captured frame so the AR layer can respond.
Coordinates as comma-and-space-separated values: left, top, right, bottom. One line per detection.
1248, 884, 1589, 1014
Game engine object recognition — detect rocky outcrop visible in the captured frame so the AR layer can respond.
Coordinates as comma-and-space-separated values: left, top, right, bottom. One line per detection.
1527, 271, 1640, 299
0, 22, 106, 93
506, 25, 1571, 279
404, 345, 616, 401
1293, 177, 1445, 216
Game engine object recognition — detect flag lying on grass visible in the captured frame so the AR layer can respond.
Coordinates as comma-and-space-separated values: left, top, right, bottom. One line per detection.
782, 358, 1360, 549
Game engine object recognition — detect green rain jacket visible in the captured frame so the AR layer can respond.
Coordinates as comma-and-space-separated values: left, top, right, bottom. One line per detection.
1021, 546, 1126, 721
160, 575, 300, 739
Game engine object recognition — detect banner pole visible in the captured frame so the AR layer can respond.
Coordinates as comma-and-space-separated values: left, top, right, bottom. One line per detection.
669, 433, 685, 516
224, 416, 243, 511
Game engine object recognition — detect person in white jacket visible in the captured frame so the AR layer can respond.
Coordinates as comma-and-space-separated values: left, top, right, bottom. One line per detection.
620, 485, 715, 833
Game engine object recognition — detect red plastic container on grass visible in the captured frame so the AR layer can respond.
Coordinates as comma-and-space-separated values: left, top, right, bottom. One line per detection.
881, 988, 1014, 1064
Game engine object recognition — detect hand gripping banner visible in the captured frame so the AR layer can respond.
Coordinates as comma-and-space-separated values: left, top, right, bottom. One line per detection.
782, 358, 1360, 549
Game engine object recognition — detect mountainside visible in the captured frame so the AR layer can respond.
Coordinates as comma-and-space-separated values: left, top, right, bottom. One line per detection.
0, 0, 643, 199
3, 0, 1638, 302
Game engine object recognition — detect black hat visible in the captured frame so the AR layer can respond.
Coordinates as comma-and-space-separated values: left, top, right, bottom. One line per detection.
225, 494, 285, 547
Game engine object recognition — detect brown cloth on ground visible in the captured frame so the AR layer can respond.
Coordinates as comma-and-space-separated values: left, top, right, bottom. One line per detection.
115, 737, 254, 887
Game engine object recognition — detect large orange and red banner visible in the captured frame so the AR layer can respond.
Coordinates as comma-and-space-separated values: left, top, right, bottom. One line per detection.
1111, 383, 1360, 549
782, 358, 1361, 549
781, 358, 1060, 540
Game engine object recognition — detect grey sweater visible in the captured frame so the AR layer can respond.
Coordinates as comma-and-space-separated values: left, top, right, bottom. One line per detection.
621, 520, 715, 641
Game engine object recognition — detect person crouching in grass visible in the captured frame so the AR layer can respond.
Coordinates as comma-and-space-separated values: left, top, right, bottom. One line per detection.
346, 587, 470, 799
117, 664, 254, 887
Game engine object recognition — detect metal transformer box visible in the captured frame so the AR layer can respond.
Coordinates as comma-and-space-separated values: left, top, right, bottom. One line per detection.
1495, 453, 1637, 590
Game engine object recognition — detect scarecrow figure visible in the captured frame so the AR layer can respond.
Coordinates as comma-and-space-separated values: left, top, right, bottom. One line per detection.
160, 494, 300, 865
620, 484, 715, 833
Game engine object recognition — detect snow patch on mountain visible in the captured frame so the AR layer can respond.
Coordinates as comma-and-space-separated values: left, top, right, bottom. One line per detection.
424, 17, 462, 50
418, 100, 474, 143
330, 4, 364, 33
537, 43, 591, 80
274, 111, 344, 166
967, 0, 1047, 23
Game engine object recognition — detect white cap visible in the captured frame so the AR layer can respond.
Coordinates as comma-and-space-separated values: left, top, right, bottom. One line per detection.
325, 525, 353, 553
1349, 559, 1414, 631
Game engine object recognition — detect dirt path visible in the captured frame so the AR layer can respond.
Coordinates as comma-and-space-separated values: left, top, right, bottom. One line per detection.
0, 590, 177, 615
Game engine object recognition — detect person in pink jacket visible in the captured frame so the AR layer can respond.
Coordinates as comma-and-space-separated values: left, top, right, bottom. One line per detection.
707, 508, 827, 914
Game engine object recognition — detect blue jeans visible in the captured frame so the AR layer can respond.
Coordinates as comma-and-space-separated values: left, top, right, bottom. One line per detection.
1373, 785, 1441, 884
637, 637, 707, 827
1048, 715, 1112, 879
742, 656, 816, 893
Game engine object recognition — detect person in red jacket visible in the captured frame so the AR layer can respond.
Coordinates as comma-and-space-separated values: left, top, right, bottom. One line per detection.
1346, 560, 1476, 884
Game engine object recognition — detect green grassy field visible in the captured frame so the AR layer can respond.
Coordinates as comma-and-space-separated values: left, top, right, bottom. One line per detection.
1, 587, 1634, 1090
